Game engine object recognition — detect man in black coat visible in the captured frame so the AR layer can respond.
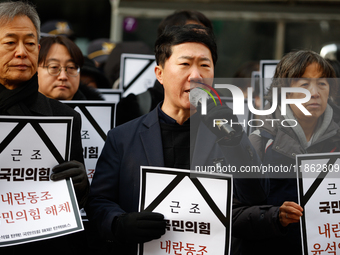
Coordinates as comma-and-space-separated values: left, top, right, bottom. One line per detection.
86, 24, 268, 255
0, 1, 89, 254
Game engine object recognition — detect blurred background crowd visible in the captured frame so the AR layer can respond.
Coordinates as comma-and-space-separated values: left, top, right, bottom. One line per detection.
10, 0, 340, 79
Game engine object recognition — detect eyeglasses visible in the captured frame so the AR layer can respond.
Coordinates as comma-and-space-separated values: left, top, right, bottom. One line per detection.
42, 64, 80, 77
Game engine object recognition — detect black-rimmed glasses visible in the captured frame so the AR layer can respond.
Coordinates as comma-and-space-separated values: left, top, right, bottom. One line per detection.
42, 64, 80, 77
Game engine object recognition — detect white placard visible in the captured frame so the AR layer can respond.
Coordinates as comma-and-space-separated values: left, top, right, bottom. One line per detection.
97, 89, 122, 102
120, 53, 157, 97
139, 166, 232, 255
62, 101, 116, 183
297, 152, 340, 255
0, 116, 83, 247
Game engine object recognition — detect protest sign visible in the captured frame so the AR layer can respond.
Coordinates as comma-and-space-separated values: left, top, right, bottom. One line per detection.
62, 101, 116, 183
139, 166, 232, 255
120, 53, 157, 97
0, 116, 83, 247
297, 152, 340, 255
97, 89, 122, 102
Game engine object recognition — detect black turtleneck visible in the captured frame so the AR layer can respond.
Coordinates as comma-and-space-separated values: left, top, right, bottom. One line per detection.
0, 73, 39, 115
158, 104, 195, 169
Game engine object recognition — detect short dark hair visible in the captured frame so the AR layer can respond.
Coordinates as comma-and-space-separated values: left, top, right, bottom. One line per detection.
155, 24, 217, 68
38, 36, 84, 67
157, 10, 213, 37
267, 50, 337, 102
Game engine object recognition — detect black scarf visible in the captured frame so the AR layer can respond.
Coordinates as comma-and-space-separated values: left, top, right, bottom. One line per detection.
0, 74, 39, 115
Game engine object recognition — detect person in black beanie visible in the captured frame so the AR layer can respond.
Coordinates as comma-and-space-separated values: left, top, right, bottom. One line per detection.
80, 56, 111, 89
0, 2, 89, 254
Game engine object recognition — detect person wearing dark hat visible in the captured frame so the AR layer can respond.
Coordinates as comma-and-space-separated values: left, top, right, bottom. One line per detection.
38, 36, 103, 101
104, 41, 152, 87
80, 57, 111, 89
157, 9, 213, 37
40, 19, 75, 40
87, 38, 115, 70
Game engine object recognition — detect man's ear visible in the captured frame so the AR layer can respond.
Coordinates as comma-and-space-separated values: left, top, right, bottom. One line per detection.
154, 65, 164, 85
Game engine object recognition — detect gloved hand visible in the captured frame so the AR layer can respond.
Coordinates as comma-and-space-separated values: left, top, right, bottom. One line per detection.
197, 101, 243, 143
112, 211, 166, 244
51, 160, 89, 207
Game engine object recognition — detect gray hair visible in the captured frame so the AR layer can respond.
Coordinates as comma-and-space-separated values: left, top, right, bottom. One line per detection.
267, 50, 337, 103
0, 1, 40, 40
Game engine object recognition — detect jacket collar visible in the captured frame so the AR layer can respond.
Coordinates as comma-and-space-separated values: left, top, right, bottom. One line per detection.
259, 102, 340, 158
140, 105, 218, 169
140, 106, 164, 166
142, 104, 161, 128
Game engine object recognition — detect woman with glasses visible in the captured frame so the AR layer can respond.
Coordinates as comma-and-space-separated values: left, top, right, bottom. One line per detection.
38, 35, 103, 100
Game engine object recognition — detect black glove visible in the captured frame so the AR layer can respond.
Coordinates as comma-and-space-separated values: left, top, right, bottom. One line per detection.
112, 212, 166, 244
198, 101, 243, 144
51, 160, 89, 207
